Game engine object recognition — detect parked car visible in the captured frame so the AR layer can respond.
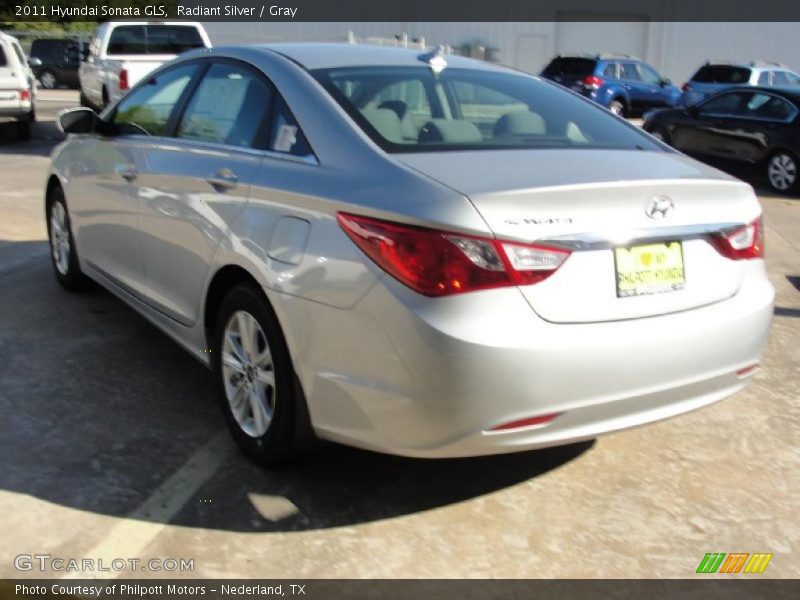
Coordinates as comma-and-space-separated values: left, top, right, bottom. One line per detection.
29, 38, 85, 89
0, 32, 37, 141
679, 61, 800, 107
540, 53, 681, 116
644, 86, 800, 194
79, 20, 211, 110
50, 44, 773, 463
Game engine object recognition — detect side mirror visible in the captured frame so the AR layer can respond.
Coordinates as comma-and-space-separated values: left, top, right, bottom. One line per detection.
27, 57, 42, 68
57, 107, 102, 135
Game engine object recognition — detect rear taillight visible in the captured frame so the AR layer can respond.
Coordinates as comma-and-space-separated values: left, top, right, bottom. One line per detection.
19, 89, 30, 102
583, 75, 604, 88
119, 69, 129, 91
712, 217, 764, 260
681, 82, 692, 92
337, 213, 571, 297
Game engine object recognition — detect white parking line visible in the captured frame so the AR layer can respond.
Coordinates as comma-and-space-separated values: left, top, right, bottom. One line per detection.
61, 429, 235, 580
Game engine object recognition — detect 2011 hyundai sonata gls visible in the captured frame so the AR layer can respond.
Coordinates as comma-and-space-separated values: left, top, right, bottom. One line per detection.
46, 44, 774, 463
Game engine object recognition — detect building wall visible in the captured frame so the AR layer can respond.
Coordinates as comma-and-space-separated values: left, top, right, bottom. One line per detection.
203, 21, 800, 83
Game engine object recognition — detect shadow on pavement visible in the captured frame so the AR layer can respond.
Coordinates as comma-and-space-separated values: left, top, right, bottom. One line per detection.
0, 241, 592, 533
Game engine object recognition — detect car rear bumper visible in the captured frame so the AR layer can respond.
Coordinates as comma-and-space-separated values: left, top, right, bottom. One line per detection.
279, 261, 774, 458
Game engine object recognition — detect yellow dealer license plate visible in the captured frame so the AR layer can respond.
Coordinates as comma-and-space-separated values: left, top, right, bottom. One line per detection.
614, 241, 685, 297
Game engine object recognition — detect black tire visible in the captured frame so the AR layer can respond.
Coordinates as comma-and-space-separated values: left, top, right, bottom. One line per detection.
39, 69, 58, 89
609, 99, 626, 117
213, 284, 305, 465
15, 119, 31, 142
765, 150, 799, 195
650, 126, 671, 146
45, 185, 89, 291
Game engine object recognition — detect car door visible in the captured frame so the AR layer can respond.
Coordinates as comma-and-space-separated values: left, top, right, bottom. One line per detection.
68, 62, 201, 298
618, 62, 646, 112
669, 90, 752, 160
133, 59, 270, 326
638, 63, 670, 108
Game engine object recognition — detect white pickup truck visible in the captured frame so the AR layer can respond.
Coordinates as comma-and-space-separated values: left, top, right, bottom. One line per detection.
79, 21, 211, 110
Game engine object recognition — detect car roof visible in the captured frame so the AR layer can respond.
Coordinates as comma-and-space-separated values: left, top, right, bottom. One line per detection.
713, 85, 800, 101
256, 43, 505, 72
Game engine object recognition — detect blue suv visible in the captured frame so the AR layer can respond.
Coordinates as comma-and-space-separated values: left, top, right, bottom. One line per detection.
540, 54, 681, 116
679, 61, 800, 107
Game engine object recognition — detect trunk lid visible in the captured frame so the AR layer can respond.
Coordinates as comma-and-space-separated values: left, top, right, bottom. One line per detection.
396, 149, 759, 323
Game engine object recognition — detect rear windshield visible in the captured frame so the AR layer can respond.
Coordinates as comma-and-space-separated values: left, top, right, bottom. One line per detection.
312, 66, 661, 153
541, 57, 596, 77
691, 65, 751, 83
107, 25, 205, 55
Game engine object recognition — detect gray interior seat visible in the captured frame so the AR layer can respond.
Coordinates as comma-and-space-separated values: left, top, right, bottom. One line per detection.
378, 100, 419, 141
418, 119, 483, 143
493, 111, 547, 137
360, 108, 404, 144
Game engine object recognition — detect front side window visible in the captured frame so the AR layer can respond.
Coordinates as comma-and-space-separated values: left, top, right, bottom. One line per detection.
698, 91, 751, 116
639, 65, 662, 85
314, 66, 662, 152
784, 72, 800, 85
177, 63, 272, 148
113, 64, 198, 136
771, 71, 789, 86
619, 63, 642, 82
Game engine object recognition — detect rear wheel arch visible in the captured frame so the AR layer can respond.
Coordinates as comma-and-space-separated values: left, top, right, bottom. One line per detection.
204, 265, 265, 340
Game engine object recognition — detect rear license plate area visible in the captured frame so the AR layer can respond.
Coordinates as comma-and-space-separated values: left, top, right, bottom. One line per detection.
614, 241, 686, 297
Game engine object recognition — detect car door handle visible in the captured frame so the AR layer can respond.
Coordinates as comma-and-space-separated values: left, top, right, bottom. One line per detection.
206, 168, 239, 192
114, 165, 138, 182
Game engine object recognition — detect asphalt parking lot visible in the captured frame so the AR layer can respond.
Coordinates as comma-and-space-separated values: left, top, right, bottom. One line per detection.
0, 90, 798, 579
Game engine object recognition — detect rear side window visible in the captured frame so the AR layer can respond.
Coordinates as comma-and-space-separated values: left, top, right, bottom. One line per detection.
108, 25, 205, 55
602, 63, 617, 78
541, 58, 596, 77
758, 72, 771, 85
178, 63, 272, 148
745, 93, 797, 121
691, 66, 751, 83
113, 63, 199, 136
270, 96, 313, 158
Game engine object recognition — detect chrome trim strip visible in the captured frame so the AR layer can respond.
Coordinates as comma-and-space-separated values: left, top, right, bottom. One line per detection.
539, 222, 743, 250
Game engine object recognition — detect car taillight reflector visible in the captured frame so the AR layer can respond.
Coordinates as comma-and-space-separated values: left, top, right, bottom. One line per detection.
583, 75, 604, 88
712, 216, 764, 260
19, 89, 30, 101
490, 413, 561, 431
681, 82, 692, 92
337, 213, 571, 297
119, 69, 129, 91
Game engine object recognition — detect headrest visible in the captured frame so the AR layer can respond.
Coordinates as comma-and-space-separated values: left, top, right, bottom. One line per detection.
418, 119, 483, 143
493, 111, 546, 136
360, 108, 404, 143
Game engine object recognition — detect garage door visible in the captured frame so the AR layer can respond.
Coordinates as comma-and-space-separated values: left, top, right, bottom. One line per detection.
556, 16, 648, 59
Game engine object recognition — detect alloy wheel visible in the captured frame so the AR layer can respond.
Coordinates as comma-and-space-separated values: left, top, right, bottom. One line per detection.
40, 71, 57, 89
768, 153, 797, 192
221, 310, 276, 438
49, 201, 70, 275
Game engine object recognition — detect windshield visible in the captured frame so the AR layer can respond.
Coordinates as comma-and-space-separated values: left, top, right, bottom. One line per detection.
691, 66, 751, 84
313, 66, 661, 153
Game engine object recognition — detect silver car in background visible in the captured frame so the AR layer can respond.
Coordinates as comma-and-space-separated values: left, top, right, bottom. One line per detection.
47, 44, 774, 463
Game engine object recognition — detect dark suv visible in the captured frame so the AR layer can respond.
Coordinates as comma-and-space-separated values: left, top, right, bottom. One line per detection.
540, 54, 681, 116
29, 38, 84, 89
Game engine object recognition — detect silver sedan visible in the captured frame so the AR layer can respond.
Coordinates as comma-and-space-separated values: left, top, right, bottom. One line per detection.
47, 44, 774, 462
